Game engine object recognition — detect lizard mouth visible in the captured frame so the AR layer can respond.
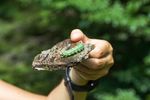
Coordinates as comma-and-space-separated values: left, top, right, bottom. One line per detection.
32, 62, 47, 70
32, 61, 68, 71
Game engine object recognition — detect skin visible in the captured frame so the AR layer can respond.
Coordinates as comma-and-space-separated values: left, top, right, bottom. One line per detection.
0, 29, 114, 100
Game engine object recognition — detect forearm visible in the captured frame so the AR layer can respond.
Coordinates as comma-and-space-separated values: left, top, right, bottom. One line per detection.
0, 79, 87, 100
48, 67, 89, 100
48, 80, 87, 100
0, 80, 46, 100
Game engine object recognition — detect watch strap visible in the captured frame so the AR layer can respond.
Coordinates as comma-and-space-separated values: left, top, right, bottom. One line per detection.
64, 66, 99, 93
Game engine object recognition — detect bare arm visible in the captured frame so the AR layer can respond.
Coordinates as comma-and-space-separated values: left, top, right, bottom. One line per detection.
0, 80, 46, 100
48, 80, 87, 100
0, 79, 86, 100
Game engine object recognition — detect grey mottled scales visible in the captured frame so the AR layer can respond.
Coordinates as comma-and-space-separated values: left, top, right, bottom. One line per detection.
32, 39, 94, 71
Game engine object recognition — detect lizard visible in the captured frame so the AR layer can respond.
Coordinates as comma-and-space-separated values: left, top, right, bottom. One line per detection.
32, 39, 94, 71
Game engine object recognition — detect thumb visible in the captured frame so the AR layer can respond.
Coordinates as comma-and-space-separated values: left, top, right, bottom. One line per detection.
70, 29, 89, 43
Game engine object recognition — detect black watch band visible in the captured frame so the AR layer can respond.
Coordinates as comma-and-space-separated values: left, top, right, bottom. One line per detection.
70, 79, 99, 92
64, 66, 99, 100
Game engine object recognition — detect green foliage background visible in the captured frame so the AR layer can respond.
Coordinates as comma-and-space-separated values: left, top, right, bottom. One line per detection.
0, 0, 150, 100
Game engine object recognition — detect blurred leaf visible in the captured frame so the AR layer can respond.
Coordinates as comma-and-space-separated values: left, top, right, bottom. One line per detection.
96, 89, 140, 100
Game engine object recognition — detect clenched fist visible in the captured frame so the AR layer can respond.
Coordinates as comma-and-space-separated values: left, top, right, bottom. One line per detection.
69, 29, 114, 85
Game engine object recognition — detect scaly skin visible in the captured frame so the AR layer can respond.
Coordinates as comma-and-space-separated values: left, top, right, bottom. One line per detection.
32, 39, 94, 71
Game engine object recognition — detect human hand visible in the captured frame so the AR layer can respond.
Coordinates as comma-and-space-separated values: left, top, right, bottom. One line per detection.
69, 29, 114, 85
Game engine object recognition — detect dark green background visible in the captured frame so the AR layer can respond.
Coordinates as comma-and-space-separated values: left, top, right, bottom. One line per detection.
0, 0, 150, 100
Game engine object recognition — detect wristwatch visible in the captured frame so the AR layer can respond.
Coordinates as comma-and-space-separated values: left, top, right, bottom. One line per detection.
64, 66, 99, 100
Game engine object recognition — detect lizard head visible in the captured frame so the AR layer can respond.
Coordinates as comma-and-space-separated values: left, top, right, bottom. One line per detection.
32, 50, 51, 71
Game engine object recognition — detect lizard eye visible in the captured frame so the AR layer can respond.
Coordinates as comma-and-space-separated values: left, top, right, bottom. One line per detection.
41, 50, 50, 58
42, 53, 49, 61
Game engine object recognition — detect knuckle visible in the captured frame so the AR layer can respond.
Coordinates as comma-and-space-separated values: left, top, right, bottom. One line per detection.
98, 50, 105, 57
103, 70, 109, 75
109, 59, 114, 67
102, 40, 113, 52
97, 60, 103, 66
102, 40, 109, 44
110, 45, 113, 52
103, 40, 110, 47
95, 60, 103, 68
111, 59, 114, 65
91, 48, 104, 58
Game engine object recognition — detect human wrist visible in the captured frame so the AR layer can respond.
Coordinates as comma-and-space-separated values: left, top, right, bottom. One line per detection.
69, 68, 88, 86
